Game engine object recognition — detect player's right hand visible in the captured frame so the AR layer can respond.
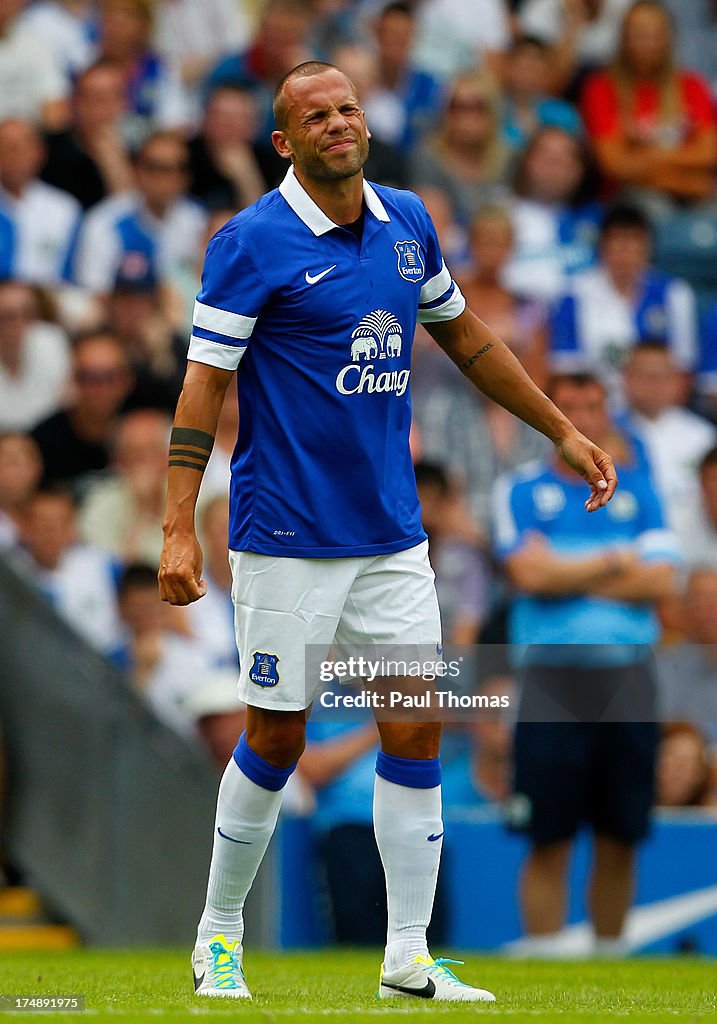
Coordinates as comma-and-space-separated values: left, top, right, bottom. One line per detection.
555, 428, 618, 512
158, 532, 208, 605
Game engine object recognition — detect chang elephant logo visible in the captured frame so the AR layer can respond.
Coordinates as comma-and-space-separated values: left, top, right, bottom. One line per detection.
350, 309, 402, 361
386, 333, 402, 357
350, 335, 378, 361
336, 309, 410, 396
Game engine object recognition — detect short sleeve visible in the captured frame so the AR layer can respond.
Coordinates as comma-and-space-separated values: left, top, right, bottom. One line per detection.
29, 37, 69, 105
74, 205, 121, 293
549, 294, 580, 360
682, 73, 716, 131
580, 73, 619, 140
697, 304, 717, 394
666, 278, 697, 371
0, 210, 13, 278
60, 201, 83, 283
188, 234, 270, 371
153, 59, 190, 129
416, 208, 466, 323
492, 475, 535, 559
634, 475, 681, 565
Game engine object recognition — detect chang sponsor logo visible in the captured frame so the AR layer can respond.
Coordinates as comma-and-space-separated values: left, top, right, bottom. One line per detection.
336, 309, 410, 396
336, 363, 411, 396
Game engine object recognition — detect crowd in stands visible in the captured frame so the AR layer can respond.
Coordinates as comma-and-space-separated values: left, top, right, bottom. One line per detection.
2, 0, 717, 916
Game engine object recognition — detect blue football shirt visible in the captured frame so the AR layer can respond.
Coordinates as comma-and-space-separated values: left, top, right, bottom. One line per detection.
188, 166, 465, 557
493, 461, 681, 665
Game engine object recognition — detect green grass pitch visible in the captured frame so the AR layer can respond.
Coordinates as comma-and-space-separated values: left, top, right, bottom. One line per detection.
0, 949, 714, 1023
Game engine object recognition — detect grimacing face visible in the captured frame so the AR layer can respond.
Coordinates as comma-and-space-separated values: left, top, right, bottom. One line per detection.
272, 70, 370, 182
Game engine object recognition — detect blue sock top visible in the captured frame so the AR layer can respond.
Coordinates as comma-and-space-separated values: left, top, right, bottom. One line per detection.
233, 732, 297, 792
376, 749, 441, 789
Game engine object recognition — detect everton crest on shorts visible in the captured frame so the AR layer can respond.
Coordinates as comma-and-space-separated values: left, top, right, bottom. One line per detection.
249, 652, 280, 687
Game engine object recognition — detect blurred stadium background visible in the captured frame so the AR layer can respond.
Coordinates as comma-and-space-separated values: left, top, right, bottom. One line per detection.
0, 0, 716, 962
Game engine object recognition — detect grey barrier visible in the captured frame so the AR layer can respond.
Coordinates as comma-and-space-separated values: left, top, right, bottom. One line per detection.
0, 555, 276, 947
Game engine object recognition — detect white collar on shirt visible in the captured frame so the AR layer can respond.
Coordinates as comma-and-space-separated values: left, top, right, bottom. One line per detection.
278, 164, 390, 236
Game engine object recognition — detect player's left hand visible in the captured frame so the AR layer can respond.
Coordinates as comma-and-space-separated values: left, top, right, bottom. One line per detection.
555, 429, 618, 513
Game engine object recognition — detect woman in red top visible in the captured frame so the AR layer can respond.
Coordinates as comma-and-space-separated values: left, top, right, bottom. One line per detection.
581, 0, 717, 203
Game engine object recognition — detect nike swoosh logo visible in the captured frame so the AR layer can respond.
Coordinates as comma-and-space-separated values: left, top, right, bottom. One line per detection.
217, 827, 252, 844
305, 265, 337, 285
427, 832, 444, 842
382, 978, 436, 999
193, 970, 205, 991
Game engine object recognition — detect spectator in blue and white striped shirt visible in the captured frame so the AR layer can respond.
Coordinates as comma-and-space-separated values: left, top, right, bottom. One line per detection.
548, 204, 697, 401
74, 130, 206, 294
0, 117, 82, 286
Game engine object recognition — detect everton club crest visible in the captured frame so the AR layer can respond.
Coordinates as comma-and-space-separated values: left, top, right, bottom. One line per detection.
394, 240, 425, 281
249, 652, 280, 687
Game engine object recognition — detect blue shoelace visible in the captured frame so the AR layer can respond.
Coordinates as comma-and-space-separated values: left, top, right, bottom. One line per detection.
209, 940, 242, 988
430, 958, 467, 986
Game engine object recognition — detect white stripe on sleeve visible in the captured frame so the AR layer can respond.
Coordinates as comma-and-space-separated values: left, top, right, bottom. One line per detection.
187, 335, 247, 371
637, 528, 682, 563
666, 279, 697, 370
417, 285, 466, 323
492, 474, 519, 554
419, 261, 452, 304
193, 300, 257, 339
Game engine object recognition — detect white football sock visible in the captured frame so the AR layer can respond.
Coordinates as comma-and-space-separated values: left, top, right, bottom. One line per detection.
373, 762, 443, 973
196, 752, 285, 946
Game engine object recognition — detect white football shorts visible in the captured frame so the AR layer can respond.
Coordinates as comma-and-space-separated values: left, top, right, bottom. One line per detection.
229, 540, 442, 710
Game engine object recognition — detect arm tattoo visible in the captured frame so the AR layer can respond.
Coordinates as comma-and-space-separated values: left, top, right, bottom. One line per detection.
168, 449, 210, 472
168, 458, 209, 471
169, 448, 212, 460
461, 342, 494, 371
170, 427, 214, 451
168, 427, 214, 473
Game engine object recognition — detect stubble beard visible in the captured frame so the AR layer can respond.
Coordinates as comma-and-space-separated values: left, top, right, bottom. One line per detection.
298, 136, 370, 181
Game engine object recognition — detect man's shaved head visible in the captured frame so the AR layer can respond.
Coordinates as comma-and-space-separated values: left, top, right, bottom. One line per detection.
273, 61, 356, 130
271, 62, 369, 183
